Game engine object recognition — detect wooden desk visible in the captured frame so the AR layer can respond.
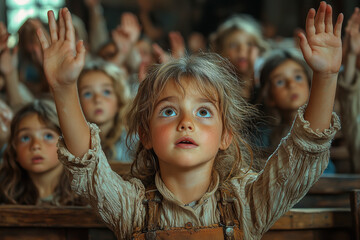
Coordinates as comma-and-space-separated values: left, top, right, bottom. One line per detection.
0, 206, 353, 240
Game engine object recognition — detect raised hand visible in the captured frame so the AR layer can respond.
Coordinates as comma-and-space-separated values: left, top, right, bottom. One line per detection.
36, 8, 86, 91
345, 7, 360, 55
298, 1, 343, 75
169, 31, 185, 59
120, 12, 141, 45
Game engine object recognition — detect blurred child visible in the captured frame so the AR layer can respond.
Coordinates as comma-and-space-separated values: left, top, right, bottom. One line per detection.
0, 22, 33, 109
38, 4, 342, 239
210, 14, 269, 101
0, 99, 82, 205
257, 49, 336, 173
337, 7, 360, 173
78, 59, 133, 162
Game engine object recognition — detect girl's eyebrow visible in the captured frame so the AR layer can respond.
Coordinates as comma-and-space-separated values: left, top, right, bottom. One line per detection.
79, 83, 113, 89
16, 127, 53, 133
155, 96, 178, 107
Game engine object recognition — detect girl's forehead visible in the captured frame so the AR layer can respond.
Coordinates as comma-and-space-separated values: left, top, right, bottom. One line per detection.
156, 78, 219, 102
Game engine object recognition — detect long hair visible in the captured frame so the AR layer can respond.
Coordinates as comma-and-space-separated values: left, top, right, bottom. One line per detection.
0, 99, 81, 205
126, 52, 259, 187
257, 49, 312, 120
78, 59, 131, 160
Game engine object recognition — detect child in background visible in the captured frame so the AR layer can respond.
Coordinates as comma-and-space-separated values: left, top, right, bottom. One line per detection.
210, 14, 269, 101
0, 22, 34, 109
0, 99, 82, 205
257, 49, 336, 173
337, 7, 360, 173
38, 3, 342, 239
78, 59, 133, 162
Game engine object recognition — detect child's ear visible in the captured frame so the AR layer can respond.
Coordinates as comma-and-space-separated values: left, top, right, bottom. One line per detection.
220, 129, 233, 150
139, 128, 152, 149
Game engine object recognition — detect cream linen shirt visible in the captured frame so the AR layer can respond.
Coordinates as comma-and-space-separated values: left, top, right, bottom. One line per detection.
57, 106, 340, 240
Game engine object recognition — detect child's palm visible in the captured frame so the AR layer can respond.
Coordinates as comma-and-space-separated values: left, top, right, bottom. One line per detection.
299, 3, 343, 75
37, 9, 85, 90
306, 32, 342, 73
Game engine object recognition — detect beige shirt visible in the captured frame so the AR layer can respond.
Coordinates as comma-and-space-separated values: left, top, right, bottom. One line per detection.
58, 106, 340, 240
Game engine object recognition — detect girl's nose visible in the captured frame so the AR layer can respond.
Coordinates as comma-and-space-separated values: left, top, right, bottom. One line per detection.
94, 93, 102, 103
30, 138, 41, 151
177, 114, 194, 131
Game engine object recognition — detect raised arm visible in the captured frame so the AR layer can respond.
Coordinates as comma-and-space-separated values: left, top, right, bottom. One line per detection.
37, 8, 89, 157
343, 7, 360, 84
298, 1, 343, 131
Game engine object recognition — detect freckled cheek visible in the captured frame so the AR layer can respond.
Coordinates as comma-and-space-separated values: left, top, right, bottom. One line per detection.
151, 124, 174, 148
197, 123, 223, 147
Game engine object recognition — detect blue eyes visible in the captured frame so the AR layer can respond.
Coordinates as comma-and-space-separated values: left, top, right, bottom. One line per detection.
274, 75, 304, 87
18, 132, 55, 144
160, 108, 177, 117
196, 108, 211, 118
159, 107, 212, 118
20, 135, 30, 143
83, 92, 92, 98
295, 75, 303, 82
82, 89, 113, 99
44, 133, 54, 140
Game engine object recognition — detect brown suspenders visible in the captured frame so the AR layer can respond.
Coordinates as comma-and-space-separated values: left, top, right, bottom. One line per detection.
132, 186, 244, 240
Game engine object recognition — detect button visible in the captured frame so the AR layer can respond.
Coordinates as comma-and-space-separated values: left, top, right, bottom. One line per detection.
185, 222, 193, 229
225, 227, 234, 237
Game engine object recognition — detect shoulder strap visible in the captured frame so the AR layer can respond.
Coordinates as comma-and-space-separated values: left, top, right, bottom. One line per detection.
217, 187, 238, 240
142, 186, 162, 239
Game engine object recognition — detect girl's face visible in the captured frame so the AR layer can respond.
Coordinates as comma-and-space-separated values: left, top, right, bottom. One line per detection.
269, 60, 310, 111
79, 71, 118, 126
221, 30, 259, 74
15, 113, 61, 174
145, 78, 232, 170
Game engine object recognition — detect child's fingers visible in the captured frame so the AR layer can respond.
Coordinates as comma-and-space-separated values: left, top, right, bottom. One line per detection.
306, 8, 316, 38
36, 28, 49, 50
58, 8, 65, 40
314, 1, 326, 33
48, 11, 58, 43
324, 4, 333, 33
298, 32, 312, 61
63, 8, 75, 47
75, 40, 86, 67
334, 13, 344, 37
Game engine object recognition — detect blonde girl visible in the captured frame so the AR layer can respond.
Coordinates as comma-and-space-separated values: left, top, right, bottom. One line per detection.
210, 14, 269, 101
37, 3, 342, 239
0, 99, 81, 205
78, 59, 132, 162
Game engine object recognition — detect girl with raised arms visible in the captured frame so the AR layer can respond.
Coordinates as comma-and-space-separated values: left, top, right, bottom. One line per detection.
37, 2, 342, 239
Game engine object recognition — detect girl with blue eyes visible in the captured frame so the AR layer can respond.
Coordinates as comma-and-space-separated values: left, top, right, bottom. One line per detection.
256, 49, 336, 173
0, 99, 82, 205
77, 59, 134, 162
38, 4, 341, 238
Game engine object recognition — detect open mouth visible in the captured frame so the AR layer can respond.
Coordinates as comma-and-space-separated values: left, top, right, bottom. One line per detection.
175, 137, 198, 148
31, 156, 44, 163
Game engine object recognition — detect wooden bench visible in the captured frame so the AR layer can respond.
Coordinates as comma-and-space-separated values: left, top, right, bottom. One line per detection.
294, 174, 360, 208
0, 205, 353, 240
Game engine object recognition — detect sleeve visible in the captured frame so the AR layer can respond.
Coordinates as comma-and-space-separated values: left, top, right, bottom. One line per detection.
57, 123, 145, 239
231, 105, 341, 236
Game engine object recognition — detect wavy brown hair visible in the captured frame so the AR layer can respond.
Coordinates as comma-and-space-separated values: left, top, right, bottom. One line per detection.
126, 52, 259, 187
0, 99, 82, 205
